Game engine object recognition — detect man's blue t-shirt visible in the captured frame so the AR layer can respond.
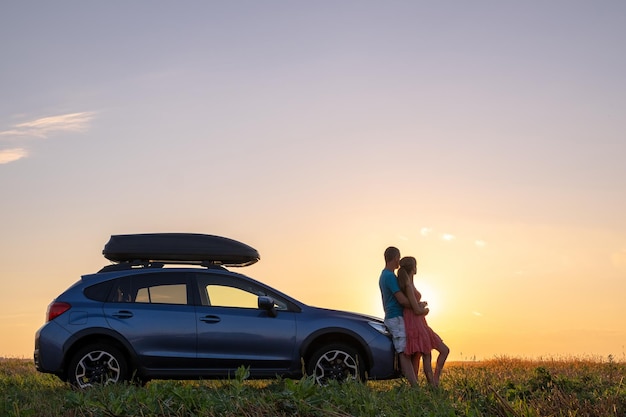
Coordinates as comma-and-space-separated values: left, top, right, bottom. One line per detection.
379, 269, 403, 320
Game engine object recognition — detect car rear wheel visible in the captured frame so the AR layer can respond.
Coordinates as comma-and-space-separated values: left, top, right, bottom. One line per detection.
307, 343, 364, 385
67, 344, 128, 388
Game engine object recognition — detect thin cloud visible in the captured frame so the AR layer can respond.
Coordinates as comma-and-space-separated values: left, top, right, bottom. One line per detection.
420, 227, 486, 249
0, 112, 96, 140
0, 148, 28, 164
0, 112, 95, 165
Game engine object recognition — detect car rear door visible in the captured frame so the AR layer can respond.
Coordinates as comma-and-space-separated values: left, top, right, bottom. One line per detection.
193, 272, 298, 377
103, 271, 197, 369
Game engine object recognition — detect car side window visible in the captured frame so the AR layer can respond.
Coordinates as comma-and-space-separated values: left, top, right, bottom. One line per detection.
135, 284, 187, 304
195, 273, 288, 310
206, 284, 258, 308
109, 273, 190, 305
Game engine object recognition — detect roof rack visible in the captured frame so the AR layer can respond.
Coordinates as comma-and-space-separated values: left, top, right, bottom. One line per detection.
102, 233, 260, 267
97, 260, 231, 273
98, 261, 164, 273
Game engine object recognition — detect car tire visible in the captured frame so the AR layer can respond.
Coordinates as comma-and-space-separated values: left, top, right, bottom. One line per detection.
67, 344, 128, 388
307, 343, 364, 385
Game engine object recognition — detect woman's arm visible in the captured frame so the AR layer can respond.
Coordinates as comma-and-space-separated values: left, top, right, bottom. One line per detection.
403, 279, 429, 316
398, 273, 429, 316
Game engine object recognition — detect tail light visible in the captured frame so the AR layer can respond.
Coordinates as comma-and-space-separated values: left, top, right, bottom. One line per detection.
46, 301, 71, 321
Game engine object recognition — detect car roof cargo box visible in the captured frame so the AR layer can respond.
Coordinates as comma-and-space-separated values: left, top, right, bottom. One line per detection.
103, 233, 259, 266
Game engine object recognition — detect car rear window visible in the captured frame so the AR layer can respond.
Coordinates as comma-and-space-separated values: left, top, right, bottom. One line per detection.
84, 280, 115, 302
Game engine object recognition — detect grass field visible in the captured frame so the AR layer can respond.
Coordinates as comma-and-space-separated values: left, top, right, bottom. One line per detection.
1, 356, 624, 416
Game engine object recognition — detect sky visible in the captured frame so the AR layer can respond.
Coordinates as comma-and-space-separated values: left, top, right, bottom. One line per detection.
1, 1, 625, 362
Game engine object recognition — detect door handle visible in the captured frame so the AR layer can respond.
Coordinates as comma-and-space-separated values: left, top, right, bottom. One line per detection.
112, 310, 133, 319
200, 315, 221, 323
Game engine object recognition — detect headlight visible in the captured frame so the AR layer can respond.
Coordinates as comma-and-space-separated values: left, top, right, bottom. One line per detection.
368, 321, 390, 336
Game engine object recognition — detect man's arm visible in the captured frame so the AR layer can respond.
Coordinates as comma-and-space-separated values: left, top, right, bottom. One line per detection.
393, 291, 411, 309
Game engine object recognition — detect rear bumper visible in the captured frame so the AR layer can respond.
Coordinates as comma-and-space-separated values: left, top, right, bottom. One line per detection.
34, 321, 72, 375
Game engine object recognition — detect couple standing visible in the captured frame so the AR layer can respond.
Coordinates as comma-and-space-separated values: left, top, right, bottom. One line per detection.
379, 246, 449, 387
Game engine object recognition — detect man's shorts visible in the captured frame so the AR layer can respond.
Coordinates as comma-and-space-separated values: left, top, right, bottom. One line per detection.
384, 316, 406, 354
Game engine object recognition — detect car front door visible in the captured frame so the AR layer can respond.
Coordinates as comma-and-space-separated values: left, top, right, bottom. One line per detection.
193, 272, 297, 377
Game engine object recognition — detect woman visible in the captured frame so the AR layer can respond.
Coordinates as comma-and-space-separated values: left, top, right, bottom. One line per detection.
397, 256, 449, 386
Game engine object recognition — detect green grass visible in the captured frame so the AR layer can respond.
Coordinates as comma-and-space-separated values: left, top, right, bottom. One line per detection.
1, 356, 624, 417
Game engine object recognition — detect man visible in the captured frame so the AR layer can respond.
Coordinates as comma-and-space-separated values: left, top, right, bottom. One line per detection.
378, 246, 418, 387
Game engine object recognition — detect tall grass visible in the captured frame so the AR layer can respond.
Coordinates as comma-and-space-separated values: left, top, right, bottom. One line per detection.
1, 356, 624, 417
444, 356, 625, 416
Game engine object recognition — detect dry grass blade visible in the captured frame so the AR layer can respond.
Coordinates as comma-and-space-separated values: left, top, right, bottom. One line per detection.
489, 386, 521, 417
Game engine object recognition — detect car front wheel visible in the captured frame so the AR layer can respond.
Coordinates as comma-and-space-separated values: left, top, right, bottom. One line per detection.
67, 344, 128, 388
307, 343, 364, 385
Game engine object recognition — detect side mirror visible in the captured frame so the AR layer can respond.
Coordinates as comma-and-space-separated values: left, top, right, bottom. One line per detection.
258, 296, 277, 318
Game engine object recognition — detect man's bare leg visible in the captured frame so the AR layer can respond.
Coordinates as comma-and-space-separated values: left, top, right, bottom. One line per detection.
398, 352, 418, 387
421, 352, 434, 386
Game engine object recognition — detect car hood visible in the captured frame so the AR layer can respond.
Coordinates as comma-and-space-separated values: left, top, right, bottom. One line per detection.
309, 306, 385, 323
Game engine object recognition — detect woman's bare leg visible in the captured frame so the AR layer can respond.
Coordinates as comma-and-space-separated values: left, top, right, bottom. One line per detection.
421, 352, 434, 385
411, 352, 422, 381
433, 341, 450, 386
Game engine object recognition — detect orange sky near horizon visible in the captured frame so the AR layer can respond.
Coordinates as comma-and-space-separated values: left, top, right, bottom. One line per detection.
3, 212, 624, 362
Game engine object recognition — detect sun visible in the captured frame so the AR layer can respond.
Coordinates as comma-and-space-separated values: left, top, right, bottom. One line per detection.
413, 276, 441, 319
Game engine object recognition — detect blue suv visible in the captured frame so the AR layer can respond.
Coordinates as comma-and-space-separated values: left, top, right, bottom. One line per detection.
34, 233, 397, 388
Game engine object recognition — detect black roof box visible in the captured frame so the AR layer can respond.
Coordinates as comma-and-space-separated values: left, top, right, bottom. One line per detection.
102, 233, 259, 267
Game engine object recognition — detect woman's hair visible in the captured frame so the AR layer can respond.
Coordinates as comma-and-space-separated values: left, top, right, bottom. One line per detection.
397, 256, 417, 293
399, 256, 416, 270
